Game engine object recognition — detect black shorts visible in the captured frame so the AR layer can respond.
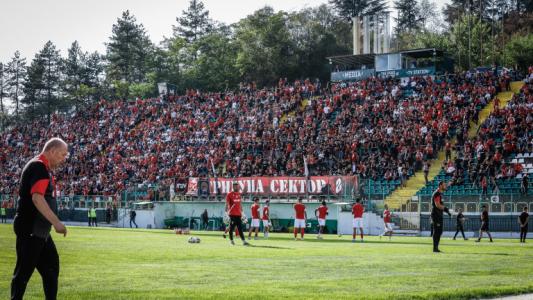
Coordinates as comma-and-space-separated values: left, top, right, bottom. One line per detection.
481, 222, 489, 231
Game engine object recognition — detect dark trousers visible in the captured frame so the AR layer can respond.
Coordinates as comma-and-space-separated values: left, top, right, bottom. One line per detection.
229, 216, 245, 241
520, 225, 528, 242
1, 215, 6, 223
11, 235, 59, 300
454, 225, 466, 240
130, 218, 138, 228
432, 220, 443, 251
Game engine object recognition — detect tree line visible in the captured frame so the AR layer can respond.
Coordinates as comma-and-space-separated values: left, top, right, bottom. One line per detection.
0, 0, 532, 127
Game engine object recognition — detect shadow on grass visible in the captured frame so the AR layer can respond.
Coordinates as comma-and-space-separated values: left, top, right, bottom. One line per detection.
247, 244, 292, 250
453, 252, 514, 256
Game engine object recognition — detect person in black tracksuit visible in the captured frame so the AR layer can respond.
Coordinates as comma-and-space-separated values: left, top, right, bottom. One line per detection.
476, 205, 493, 242
129, 210, 138, 228
453, 208, 468, 240
11, 138, 69, 300
518, 207, 529, 243
431, 181, 452, 253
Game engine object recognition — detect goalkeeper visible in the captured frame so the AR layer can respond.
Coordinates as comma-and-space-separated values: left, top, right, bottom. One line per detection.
431, 181, 452, 253
225, 182, 250, 246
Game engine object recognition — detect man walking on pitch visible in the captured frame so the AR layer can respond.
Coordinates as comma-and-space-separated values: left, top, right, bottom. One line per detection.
248, 197, 261, 240
476, 205, 493, 243
129, 209, 138, 228
519, 206, 529, 244
431, 181, 452, 252
352, 199, 364, 242
11, 138, 69, 300
453, 208, 468, 240
201, 209, 209, 230
262, 200, 271, 239
226, 182, 249, 246
293, 197, 307, 240
315, 200, 328, 239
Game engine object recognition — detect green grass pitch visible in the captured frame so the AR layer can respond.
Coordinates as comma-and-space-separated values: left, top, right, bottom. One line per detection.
1, 224, 532, 299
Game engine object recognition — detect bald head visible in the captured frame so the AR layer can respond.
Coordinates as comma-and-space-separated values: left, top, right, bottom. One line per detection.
43, 137, 68, 152
42, 138, 68, 170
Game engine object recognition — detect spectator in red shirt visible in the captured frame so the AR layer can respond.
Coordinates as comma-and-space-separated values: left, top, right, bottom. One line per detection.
248, 197, 261, 240
225, 183, 249, 246
314, 200, 328, 239
262, 200, 271, 239
352, 198, 365, 242
293, 197, 307, 240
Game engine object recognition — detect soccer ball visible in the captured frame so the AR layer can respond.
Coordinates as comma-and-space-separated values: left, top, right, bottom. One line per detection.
188, 236, 201, 243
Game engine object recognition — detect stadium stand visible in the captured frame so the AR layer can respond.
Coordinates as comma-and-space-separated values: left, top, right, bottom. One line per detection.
0, 70, 517, 204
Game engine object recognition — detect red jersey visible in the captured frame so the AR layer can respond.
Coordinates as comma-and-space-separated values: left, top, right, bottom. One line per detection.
251, 203, 260, 219
262, 206, 269, 220
294, 203, 306, 219
352, 203, 364, 218
383, 210, 391, 223
226, 192, 242, 216
316, 205, 328, 219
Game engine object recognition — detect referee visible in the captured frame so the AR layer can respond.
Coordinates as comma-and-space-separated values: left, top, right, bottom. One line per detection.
431, 181, 451, 253
11, 138, 69, 300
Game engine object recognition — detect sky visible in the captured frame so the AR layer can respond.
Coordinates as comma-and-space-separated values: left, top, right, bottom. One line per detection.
0, 0, 450, 63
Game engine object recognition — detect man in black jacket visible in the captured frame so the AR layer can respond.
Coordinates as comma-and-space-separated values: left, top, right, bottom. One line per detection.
11, 138, 69, 300
453, 208, 468, 240
431, 181, 452, 253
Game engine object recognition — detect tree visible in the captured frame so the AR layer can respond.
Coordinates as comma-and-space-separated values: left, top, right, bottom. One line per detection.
106, 10, 154, 85
417, 0, 440, 32
502, 34, 533, 70
82, 51, 104, 103
40, 41, 63, 120
22, 41, 63, 121
159, 37, 188, 92
451, 14, 494, 69
443, 0, 493, 25
286, 5, 351, 80
329, 0, 388, 19
62, 41, 85, 106
394, 0, 420, 34
63, 42, 104, 107
234, 6, 294, 86
22, 54, 45, 119
174, 0, 213, 43
0, 63, 7, 117
5, 51, 26, 117
187, 27, 239, 91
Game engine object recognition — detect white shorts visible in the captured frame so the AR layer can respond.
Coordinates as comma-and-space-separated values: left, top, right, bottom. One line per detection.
318, 218, 326, 226
353, 218, 363, 228
294, 219, 306, 228
384, 223, 393, 232
262, 220, 270, 227
251, 219, 260, 227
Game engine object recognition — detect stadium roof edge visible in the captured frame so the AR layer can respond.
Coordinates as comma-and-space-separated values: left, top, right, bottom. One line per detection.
326, 48, 446, 66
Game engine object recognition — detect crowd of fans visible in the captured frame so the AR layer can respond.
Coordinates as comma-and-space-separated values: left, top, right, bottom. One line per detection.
443, 68, 533, 195
0, 69, 518, 198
